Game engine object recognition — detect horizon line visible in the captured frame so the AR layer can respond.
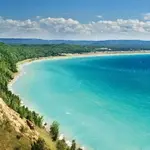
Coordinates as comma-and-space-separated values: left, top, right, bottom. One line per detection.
1, 38, 150, 42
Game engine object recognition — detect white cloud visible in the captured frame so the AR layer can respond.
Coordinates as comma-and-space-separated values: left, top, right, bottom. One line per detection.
144, 13, 150, 20
36, 16, 42, 19
97, 15, 103, 19
0, 16, 150, 40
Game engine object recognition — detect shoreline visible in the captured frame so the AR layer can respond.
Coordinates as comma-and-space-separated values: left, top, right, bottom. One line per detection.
8, 50, 150, 149
8, 50, 150, 92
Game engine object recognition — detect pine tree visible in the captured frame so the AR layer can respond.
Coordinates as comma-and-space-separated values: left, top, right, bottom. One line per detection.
70, 140, 76, 150
50, 121, 59, 141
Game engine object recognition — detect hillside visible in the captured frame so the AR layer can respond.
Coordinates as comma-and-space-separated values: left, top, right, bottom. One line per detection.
1, 38, 150, 50
0, 43, 91, 150
0, 98, 38, 150
0, 97, 58, 150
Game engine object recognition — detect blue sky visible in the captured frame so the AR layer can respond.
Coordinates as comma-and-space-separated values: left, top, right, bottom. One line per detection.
0, 0, 150, 40
0, 0, 150, 22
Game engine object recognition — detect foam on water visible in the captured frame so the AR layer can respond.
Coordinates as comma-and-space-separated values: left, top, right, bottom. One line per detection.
11, 54, 150, 150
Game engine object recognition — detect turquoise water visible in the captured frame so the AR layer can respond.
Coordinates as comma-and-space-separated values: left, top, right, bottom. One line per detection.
12, 54, 150, 150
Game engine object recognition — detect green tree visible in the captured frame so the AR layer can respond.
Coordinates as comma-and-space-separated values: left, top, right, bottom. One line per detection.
49, 121, 59, 141
31, 138, 49, 150
56, 139, 68, 150
70, 140, 76, 150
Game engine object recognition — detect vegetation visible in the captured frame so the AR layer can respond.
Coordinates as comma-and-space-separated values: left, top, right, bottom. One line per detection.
50, 121, 59, 141
31, 138, 50, 150
20, 125, 28, 133
56, 139, 70, 150
0, 42, 101, 128
0, 127, 31, 150
70, 140, 76, 150
0, 42, 99, 149
36, 127, 57, 150
0, 116, 31, 150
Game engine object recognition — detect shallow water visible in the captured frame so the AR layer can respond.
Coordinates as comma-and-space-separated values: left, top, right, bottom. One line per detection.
12, 54, 150, 150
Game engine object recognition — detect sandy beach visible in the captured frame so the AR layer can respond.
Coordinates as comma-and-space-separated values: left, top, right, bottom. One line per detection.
8, 50, 150, 100
8, 50, 150, 92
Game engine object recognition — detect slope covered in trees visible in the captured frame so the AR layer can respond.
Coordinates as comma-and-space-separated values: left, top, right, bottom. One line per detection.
1, 38, 150, 50
0, 43, 100, 127
0, 43, 103, 150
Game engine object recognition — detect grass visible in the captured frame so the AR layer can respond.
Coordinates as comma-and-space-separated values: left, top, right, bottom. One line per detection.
0, 99, 57, 150
36, 127, 57, 150
0, 127, 31, 150
0, 120, 57, 150
0, 103, 31, 150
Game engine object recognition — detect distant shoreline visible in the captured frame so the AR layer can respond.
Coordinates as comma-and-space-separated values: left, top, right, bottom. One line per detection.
8, 50, 150, 101
7, 50, 150, 149
12, 50, 150, 65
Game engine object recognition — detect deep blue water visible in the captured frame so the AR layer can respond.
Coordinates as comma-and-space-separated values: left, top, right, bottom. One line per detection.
12, 54, 150, 150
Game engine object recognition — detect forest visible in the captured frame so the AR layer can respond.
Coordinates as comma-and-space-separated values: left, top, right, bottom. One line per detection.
0, 42, 104, 150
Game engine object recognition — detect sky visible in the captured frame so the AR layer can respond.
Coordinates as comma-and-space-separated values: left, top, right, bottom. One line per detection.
0, 0, 150, 40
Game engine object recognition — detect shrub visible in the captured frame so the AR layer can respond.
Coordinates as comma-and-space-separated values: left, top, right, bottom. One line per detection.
49, 121, 59, 141
31, 138, 49, 150
70, 140, 76, 150
20, 125, 27, 133
56, 139, 69, 150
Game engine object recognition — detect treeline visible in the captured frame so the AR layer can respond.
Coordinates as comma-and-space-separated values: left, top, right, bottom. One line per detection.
0, 43, 100, 149
11, 44, 99, 61
0, 43, 43, 127
0, 43, 100, 127
32, 121, 82, 150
